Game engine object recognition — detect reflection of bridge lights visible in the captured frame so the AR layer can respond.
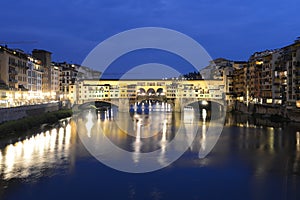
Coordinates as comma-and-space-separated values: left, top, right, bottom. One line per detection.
158, 119, 168, 166
202, 109, 207, 123
199, 123, 207, 158
136, 119, 143, 140
201, 100, 208, 106
162, 119, 167, 142
184, 109, 194, 123
86, 111, 94, 138
133, 119, 143, 163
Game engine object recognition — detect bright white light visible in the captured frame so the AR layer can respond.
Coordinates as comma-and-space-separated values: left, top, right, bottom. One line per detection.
202, 109, 207, 122
202, 100, 208, 106
297, 132, 300, 151
86, 111, 94, 138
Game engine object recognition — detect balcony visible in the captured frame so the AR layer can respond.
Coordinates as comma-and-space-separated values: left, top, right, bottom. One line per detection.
9, 69, 18, 75
273, 90, 281, 93
9, 78, 18, 83
274, 67, 283, 71
293, 61, 300, 67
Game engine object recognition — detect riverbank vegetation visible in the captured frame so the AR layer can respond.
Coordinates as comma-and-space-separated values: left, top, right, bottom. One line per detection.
0, 109, 72, 138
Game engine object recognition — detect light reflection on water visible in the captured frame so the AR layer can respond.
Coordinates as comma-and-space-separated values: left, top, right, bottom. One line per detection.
1, 112, 300, 199
76, 108, 211, 171
0, 121, 74, 181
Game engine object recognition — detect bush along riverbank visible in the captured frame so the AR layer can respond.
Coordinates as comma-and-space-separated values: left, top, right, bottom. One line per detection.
0, 109, 72, 139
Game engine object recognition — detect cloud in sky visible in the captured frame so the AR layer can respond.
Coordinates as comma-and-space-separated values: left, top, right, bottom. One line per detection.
1, 0, 300, 66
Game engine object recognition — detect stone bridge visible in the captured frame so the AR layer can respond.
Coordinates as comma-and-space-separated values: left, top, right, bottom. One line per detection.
73, 97, 226, 113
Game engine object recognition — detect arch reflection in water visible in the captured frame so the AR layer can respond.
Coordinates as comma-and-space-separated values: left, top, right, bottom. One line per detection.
0, 122, 73, 180
115, 111, 172, 139
77, 107, 203, 173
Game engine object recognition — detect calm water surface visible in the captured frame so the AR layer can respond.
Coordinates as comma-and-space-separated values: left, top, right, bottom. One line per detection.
0, 110, 300, 200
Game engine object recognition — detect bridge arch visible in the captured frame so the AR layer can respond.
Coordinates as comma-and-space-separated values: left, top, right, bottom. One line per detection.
137, 88, 146, 96
147, 88, 155, 96
183, 99, 225, 114
156, 88, 164, 96
182, 99, 226, 121
73, 99, 119, 111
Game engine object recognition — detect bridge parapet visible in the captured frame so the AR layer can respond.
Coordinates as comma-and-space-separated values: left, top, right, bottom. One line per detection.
73, 96, 226, 113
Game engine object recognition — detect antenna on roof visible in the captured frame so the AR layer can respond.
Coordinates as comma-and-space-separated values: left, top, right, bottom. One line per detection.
0, 41, 38, 46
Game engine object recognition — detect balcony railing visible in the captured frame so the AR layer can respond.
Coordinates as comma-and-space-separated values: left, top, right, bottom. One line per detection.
9, 69, 18, 75
9, 78, 18, 83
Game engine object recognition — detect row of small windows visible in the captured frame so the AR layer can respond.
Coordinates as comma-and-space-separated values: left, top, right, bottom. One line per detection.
166, 94, 215, 98
28, 78, 42, 84
9, 57, 27, 67
79, 94, 110, 98
17, 76, 27, 82
78, 93, 150, 98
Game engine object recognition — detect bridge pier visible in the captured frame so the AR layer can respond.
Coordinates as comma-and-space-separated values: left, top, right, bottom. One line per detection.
174, 98, 182, 112
118, 99, 129, 112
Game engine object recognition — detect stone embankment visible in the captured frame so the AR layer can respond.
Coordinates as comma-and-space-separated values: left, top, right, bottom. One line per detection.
233, 101, 300, 122
0, 103, 60, 124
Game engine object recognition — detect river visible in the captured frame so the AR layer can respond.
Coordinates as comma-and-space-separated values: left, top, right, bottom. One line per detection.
0, 109, 300, 200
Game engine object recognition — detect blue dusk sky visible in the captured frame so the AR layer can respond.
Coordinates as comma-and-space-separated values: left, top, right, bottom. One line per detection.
1, 0, 300, 77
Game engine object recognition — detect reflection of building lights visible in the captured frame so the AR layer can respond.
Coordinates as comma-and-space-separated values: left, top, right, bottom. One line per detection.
4, 144, 15, 176
297, 132, 300, 151
158, 119, 168, 166
58, 128, 64, 149
1, 124, 71, 180
266, 99, 272, 104
199, 123, 207, 157
0, 150, 2, 171
268, 127, 274, 153
202, 109, 207, 123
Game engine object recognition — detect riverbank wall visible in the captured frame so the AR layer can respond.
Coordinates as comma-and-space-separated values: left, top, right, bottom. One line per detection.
233, 101, 300, 122
0, 103, 60, 124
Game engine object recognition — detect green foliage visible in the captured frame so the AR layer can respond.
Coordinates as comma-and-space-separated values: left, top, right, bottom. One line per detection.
0, 109, 72, 138
180, 71, 202, 80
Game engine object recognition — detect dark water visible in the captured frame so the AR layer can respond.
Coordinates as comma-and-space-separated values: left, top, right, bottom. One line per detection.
0, 111, 300, 200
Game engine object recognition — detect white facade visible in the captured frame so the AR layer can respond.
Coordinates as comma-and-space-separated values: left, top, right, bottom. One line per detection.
27, 57, 43, 102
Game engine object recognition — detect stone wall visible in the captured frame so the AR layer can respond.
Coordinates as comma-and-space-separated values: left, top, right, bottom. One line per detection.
233, 101, 300, 122
0, 103, 59, 124
234, 101, 283, 115
286, 110, 300, 122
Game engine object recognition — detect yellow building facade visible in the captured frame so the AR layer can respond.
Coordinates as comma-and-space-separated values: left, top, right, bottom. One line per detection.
69, 79, 225, 105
